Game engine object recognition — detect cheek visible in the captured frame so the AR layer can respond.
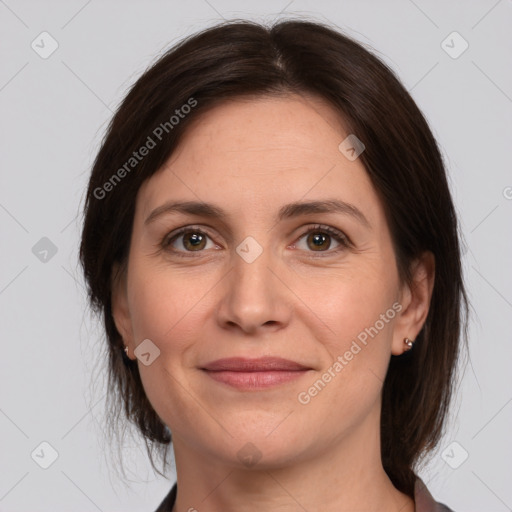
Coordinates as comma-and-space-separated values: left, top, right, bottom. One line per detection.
295, 277, 397, 430
290, 265, 399, 409
125, 265, 208, 426
126, 259, 208, 346
291, 261, 397, 342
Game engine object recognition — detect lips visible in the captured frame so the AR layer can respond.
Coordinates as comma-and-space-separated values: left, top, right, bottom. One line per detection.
201, 356, 311, 372
200, 357, 312, 390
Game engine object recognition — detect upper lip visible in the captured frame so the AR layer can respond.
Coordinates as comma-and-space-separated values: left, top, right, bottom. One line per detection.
201, 357, 311, 372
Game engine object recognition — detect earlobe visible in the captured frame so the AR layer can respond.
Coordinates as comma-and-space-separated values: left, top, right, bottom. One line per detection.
391, 251, 435, 355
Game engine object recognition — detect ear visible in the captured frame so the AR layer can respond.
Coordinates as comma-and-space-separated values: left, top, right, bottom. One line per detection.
111, 261, 136, 359
391, 251, 435, 356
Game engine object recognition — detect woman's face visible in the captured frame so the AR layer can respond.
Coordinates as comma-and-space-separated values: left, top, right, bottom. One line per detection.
113, 94, 424, 468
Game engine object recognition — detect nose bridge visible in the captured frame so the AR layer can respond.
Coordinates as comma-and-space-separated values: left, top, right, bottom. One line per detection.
232, 234, 275, 301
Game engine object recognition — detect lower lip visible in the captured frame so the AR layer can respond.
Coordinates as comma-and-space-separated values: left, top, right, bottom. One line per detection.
202, 370, 310, 390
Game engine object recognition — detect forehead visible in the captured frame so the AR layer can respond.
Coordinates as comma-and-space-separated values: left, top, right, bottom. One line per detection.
168, 93, 349, 164
137, 94, 381, 224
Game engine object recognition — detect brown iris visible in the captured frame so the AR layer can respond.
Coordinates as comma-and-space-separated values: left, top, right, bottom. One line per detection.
183, 232, 207, 251
307, 232, 331, 251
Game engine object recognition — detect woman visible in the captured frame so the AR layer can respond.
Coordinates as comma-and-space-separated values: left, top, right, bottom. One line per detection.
79, 19, 467, 512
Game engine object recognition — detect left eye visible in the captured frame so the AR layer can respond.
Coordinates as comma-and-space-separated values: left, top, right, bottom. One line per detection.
292, 225, 349, 253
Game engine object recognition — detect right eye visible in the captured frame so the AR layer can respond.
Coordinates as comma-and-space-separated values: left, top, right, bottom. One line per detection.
161, 227, 218, 255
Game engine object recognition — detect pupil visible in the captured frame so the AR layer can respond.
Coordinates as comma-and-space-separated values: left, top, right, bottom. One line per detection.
188, 233, 203, 247
310, 233, 329, 250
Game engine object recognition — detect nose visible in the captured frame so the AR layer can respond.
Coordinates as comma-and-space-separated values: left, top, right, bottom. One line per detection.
216, 243, 292, 335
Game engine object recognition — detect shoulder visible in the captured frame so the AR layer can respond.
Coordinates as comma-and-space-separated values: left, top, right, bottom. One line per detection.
414, 476, 455, 512
154, 481, 177, 512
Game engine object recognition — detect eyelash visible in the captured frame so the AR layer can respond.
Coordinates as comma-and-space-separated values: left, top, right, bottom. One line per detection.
161, 224, 351, 258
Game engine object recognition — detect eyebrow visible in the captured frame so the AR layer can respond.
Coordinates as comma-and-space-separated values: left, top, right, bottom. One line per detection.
144, 199, 371, 229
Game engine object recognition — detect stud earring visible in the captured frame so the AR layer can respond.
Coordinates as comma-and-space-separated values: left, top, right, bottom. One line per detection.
123, 345, 130, 358
403, 337, 414, 350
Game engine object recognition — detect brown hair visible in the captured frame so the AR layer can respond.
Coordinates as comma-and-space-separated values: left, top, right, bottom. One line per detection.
79, 18, 468, 497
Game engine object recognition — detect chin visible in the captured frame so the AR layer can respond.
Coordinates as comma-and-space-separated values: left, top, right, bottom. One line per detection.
212, 426, 312, 469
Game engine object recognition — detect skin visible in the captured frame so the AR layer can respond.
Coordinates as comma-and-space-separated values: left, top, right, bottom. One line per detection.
112, 94, 435, 512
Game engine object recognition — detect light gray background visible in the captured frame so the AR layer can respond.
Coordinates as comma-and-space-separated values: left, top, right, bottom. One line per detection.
1, 1, 511, 511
